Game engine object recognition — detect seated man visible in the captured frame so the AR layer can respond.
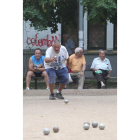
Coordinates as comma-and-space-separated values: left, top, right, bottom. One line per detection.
90, 49, 112, 88
26, 48, 49, 90
68, 47, 86, 89
63, 34, 75, 56
44, 39, 69, 100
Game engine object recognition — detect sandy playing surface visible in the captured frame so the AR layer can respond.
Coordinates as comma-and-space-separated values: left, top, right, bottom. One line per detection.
23, 92, 117, 140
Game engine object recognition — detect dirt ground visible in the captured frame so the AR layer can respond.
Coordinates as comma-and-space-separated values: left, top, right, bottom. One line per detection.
23, 90, 117, 140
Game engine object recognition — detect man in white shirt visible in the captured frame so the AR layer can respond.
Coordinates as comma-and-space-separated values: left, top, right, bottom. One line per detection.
90, 49, 112, 88
44, 39, 69, 100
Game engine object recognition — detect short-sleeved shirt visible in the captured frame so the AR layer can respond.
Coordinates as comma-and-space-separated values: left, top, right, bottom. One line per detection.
44, 45, 69, 70
90, 57, 112, 71
69, 54, 86, 72
65, 38, 75, 56
31, 55, 45, 73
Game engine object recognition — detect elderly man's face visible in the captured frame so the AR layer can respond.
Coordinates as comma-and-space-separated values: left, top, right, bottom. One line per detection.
99, 51, 105, 60
78, 49, 84, 57
53, 43, 61, 53
34, 50, 41, 60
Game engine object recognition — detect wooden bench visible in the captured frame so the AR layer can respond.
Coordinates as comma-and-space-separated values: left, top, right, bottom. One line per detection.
31, 65, 109, 89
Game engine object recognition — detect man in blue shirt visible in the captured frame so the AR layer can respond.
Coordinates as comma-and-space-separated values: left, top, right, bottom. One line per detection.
63, 34, 75, 56
26, 48, 49, 90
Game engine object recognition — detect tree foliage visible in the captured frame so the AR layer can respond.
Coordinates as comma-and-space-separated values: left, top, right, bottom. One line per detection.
23, 0, 117, 33
81, 0, 117, 24
23, 0, 77, 33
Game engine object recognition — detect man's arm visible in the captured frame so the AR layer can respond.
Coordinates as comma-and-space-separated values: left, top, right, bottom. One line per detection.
91, 68, 99, 71
28, 58, 45, 72
91, 59, 98, 71
82, 63, 86, 72
79, 63, 86, 76
106, 70, 112, 78
45, 57, 57, 63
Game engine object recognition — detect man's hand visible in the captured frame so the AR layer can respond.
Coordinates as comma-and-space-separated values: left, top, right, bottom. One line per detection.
79, 71, 84, 76
52, 57, 57, 62
106, 74, 110, 78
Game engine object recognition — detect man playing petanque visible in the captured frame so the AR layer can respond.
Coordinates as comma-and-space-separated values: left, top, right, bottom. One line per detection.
44, 39, 69, 100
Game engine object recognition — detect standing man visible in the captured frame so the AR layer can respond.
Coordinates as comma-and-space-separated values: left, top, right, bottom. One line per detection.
63, 34, 75, 56
44, 39, 69, 100
69, 47, 86, 89
90, 49, 112, 88
26, 48, 49, 90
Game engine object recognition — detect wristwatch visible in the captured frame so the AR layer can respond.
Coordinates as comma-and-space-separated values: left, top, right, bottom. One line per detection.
34, 67, 37, 70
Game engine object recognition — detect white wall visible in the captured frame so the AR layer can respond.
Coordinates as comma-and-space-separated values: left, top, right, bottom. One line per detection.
23, 20, 61, 50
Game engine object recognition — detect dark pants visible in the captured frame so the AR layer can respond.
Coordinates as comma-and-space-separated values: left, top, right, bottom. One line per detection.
93, 69, 108, 89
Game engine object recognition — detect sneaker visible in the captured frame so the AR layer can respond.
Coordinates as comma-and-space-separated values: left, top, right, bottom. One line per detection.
101, 82, 105, 87
55, 92, 64, 99
46, 87, 50, 90
26, 87, 30, 90
49, 93, 56, 100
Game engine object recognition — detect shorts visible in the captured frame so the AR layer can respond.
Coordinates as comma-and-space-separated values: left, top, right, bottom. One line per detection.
34, 72, 42, 77
46, 67, 69, 84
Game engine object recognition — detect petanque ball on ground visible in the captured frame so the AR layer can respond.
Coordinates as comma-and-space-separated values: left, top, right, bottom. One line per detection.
92, 121, 98, 128
64, 99, 69, 104
43, 128, 50, 135
53, 126, 59, 133
83, 123, 90, 130
84, 122, 90, 126
99, 123, 105, 130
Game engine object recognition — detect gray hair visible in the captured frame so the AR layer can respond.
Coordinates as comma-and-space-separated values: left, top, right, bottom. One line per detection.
52, 39, 61, 46
75, 47, 83, 54
99, 49, 105, 54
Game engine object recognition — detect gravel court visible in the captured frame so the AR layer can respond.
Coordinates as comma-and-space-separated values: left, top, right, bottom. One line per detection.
23, 91, 117, 140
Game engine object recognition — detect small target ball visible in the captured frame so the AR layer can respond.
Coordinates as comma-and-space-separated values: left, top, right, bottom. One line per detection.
43, 128, 50, 135
92, 121, 98, 128
83, 123, 90, 130
84, 122, 90, 126
53, 126, 59, 133
64, 99, 69, 104
99, 124, 105, 130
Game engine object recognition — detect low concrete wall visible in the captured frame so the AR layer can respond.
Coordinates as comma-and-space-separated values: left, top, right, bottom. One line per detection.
23, 89, 117, 96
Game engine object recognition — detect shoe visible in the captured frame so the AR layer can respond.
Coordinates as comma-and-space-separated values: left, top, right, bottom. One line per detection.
26, 87, 30, 90
55, 92, 64, 99
46, 87, 50, 90
101, 82, 105, 87
49, 93, 56, 100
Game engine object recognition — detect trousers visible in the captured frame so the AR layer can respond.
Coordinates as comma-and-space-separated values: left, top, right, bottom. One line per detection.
70, 72, 85, 89
93, 69, 108, 89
